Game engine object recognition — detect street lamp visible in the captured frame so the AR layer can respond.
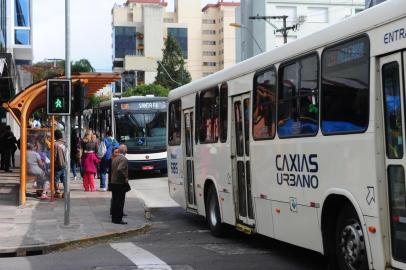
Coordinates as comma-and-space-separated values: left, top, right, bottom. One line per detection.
229, 23, 263, 53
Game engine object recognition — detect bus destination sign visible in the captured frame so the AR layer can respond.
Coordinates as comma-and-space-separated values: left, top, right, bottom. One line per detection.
120, 101, 167, 111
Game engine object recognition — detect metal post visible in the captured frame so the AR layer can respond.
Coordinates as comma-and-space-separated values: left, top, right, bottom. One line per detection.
64, 0, 71, 226
50, 116, 55, 201
282, 16, 287, 44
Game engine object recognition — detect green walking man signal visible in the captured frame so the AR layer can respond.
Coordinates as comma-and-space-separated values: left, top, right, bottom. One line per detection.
47, 79, 71, 115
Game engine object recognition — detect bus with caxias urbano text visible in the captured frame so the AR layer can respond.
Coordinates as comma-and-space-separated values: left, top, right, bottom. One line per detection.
167, 1, 406, 269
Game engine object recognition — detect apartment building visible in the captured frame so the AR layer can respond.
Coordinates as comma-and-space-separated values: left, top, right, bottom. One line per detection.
112, 0, 239, 88
201, 1, 239, 77
236, 0, 365, 62
0, 0, 33, 132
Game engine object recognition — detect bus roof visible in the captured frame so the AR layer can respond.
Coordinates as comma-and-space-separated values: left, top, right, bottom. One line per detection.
169, 0, 405, 101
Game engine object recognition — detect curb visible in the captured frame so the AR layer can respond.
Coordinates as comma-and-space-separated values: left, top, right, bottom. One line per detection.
0, 224, 151, 257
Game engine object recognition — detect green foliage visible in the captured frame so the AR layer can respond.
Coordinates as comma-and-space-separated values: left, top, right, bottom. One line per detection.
155, 34, 191, 90
88, 95, 110, 107
72, 59, 95, 73
122, 83, 169, 97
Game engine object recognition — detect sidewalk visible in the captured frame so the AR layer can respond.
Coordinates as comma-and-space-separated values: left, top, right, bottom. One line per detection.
0, 176, 148, 256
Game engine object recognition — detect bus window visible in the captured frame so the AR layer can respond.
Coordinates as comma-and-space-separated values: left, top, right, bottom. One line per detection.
253, 67, 276, 140
199, 87, 219, 143
220, 83, 228, 143
168, 100, 181, 146
382, 62, 403, 159
321, 36, 370, 134
195, 93, 200, 144
278, 54, 319, 138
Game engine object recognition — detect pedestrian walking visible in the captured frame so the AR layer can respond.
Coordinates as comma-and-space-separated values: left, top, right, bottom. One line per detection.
54, 130, 67, 194
81, 130, 100, 192
99, 130, 119, 192
71, 129, 81, 181
1, 125, 16, 172
110, 144, 130, 224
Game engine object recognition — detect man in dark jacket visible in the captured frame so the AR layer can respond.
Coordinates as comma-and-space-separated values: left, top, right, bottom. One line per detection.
1, 126, 16, 172
110, 144, 129, 224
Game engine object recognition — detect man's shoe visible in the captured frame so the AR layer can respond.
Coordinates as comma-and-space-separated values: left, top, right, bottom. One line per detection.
123, 213, 128, 217
112, 220, 127, 225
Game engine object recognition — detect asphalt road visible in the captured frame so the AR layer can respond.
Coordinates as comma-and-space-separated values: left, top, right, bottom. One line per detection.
0, 175, 328, 270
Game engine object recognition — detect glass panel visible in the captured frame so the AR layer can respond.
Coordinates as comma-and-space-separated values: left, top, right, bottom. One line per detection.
114, 26, 136, 58
382, 62, 403, 159
195, 93, 200, 144
190, 112, 194, 156
14, 0, 30, 27
187, 160, 195, 205
243, 98, 250, 156
199, 87, 219, 143
185, 113, 191, 157
388, 165, 406, 262
220, 83, 228, 143
168, 28, 188, 59
246, 161, 254, 219
321, 36, 370, 134
253, 67, 276, 140
15, 29, 30, 45
237, 161, 247, 218
278, 54, 319, 137
234, 101, 243, 157
168, 100, 182, 146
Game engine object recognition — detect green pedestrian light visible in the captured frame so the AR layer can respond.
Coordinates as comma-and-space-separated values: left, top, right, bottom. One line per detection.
47, 79, 71, 115
54, 98, 63, 109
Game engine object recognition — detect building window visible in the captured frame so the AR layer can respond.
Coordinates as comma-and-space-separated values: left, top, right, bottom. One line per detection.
203, 30, 216, 35
164, 18, 174, 23
127, 12, 133, 22
168, 100, 182, 146
14, 0, 30, 27
219, 83, 228, 143
278, 54, 319, 138
253, 66, 277, 140
203, 19, 216, 24
355, 8, 364, 14
307, 7, 328, 23
113, 60, 124, 68
203, 62, 216, 67
114, 26, 136, 59
203, 51, 216, 56
15, 29, 30, 45
203, 40, 216, 45
321, 36, 370, 134
168, 27, 188, 59
199, 87, 219, 143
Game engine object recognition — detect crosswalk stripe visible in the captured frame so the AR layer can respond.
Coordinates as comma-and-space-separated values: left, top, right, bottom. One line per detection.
110, 242, 172, 270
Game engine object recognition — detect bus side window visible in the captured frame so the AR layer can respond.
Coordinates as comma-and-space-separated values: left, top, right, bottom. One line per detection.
199, 87, 219, 143
321, 36, 370, 135
253, 66, 276, 140
220, 83, 228, 143
168, 100, 182, 146
277, 54, 319, 138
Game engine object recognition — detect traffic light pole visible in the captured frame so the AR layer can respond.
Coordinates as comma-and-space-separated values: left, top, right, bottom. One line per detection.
249, 15, 297, 44
64, 0, 71, 226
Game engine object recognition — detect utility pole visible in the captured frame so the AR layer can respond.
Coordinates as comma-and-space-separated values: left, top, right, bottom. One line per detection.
249, 15, 298, 44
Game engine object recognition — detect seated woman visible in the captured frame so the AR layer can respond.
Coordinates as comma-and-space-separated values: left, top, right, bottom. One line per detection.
27, 143, 47, 192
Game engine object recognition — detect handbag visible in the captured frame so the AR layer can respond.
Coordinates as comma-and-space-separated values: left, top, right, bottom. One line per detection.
123, 182, 131, 193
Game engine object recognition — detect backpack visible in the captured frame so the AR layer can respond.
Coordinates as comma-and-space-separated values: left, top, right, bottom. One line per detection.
103, 137, 119, 160
97, 141, 107, 159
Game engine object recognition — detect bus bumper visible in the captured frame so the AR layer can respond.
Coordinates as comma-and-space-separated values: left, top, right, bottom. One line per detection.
128, 158, 167, 172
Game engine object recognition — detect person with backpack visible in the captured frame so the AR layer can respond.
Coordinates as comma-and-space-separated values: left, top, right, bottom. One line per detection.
81, 130, 100, 192
54, 130, 67, 194
99, 130, 119, 192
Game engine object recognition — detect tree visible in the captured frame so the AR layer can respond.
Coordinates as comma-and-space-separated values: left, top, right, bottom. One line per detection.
122, 83, 169, 97
72, 59, 95, 73
155, 34, 191, 89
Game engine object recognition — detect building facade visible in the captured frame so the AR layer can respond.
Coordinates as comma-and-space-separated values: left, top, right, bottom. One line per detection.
112, 0, 239, 89
236, 0, 365, 62
365, 0, 386, 8
0, 0, 33, 132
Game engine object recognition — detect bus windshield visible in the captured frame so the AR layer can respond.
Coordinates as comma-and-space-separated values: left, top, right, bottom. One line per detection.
115, 111, 166, 153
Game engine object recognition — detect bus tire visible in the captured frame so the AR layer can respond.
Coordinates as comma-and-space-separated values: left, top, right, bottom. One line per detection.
335, 205, 368, 270
206, 185, 225, 237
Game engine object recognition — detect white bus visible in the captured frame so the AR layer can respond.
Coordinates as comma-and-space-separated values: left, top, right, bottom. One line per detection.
84, 96, 168, 173
167, 1, 406, 269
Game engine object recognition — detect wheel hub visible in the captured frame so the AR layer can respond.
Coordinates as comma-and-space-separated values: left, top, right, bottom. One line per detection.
339, 221, 366, 270
210, 198, 217, 226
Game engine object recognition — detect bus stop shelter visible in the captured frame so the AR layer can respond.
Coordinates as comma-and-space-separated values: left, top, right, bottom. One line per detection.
2, 73, 120, 205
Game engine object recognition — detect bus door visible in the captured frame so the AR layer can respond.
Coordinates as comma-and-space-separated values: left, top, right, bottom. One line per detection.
232, 94, 255, 226
183, 109, 197, 210
380, 52, 406, 266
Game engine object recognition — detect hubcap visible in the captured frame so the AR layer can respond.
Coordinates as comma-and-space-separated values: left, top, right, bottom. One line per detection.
210, 197, 217, 226
339, 220, 366, 270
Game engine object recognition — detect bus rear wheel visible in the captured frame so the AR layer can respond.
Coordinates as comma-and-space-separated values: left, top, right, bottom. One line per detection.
206, 185, 225, 237
335, 205, 368, 270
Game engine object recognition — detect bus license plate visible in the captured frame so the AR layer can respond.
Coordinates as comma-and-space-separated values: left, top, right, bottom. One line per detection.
142, 165, 154, 170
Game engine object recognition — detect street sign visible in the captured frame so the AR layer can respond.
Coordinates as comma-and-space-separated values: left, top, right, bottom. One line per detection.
47, 79, 71, 115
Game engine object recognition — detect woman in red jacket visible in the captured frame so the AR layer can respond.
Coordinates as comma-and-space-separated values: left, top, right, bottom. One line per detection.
81, 130, 100, 192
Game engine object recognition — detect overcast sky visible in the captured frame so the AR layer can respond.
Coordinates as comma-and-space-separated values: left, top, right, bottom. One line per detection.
33, 0, 238, 71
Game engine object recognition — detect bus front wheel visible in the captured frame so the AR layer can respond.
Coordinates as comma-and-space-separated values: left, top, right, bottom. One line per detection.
206, 185, 225, 237
335, 205, 368, 270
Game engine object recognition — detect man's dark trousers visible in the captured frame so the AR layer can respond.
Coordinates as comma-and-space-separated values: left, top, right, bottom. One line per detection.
111, 187, 126, 222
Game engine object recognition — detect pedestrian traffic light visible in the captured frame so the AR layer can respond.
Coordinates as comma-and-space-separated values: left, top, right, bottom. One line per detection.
47, 79, 71, 115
